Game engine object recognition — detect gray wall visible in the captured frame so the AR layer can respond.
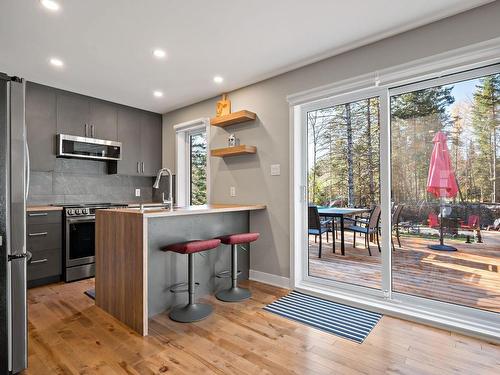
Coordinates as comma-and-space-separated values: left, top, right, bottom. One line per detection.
162, 2, 500, 279
28, 158, 154, 205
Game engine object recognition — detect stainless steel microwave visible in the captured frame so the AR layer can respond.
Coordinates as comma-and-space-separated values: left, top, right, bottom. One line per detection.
56, 134, 122, 161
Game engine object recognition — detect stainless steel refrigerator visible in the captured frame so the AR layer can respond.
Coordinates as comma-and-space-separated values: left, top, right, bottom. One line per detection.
0, 73, 28, 374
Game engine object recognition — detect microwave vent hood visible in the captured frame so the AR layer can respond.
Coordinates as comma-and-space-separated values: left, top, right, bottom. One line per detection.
56, 134, 122, 162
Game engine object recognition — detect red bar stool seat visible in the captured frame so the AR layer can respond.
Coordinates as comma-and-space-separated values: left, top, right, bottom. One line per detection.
216, 232, 259, 302
162, 238, 221, 322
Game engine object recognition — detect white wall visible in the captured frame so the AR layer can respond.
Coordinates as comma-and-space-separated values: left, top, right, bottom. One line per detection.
162, 1, 500, 279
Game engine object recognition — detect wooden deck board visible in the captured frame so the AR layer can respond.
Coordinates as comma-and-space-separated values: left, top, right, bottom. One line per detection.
23, 279, 500, 375
308, 231, 500, 312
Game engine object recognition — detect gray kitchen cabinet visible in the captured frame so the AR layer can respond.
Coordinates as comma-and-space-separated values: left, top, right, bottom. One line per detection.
113, 109, 162, 176
116, 107, 143, 175
140, 112, 162, 176
26, 210, 62, 288
89, 99, 117, 140
25, 82, 57, 172
56, 91, 90, 137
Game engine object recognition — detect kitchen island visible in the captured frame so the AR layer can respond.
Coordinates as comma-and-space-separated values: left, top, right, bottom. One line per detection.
94, 204, 265, 335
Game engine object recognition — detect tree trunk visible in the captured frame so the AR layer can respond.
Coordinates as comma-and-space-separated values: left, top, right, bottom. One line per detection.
366, 98, 375, 205
345, 104, 354, 207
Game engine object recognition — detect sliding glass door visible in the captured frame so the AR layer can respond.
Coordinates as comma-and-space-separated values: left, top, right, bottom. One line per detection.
390, 66, 500, 314
297, 62, 500, 328
304, 91, 387, 294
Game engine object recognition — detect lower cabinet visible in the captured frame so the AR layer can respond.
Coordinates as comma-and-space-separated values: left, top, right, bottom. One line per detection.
26, 210, 63, 288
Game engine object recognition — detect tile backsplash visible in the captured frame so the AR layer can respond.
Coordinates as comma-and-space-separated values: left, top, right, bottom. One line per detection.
28, 158, 155, 205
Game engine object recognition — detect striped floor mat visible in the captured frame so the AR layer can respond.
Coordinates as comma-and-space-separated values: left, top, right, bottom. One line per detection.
263, 291, 382, 343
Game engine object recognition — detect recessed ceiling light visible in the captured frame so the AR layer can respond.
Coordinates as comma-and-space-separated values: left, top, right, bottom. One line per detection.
153, 49, 167, 59
213, 76, 224, 84
49, 57, 64, 67
40, 0, 60, 11
153, 90, 163, 98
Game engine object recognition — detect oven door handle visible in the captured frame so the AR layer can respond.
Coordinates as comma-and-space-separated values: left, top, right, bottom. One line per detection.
67, 216, 95, 224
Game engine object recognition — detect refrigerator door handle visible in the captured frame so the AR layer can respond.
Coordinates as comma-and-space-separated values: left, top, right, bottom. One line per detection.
25, 142, 30, 200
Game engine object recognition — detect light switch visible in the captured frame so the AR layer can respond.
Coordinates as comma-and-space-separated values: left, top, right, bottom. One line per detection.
135, 188, 141, 197
271, 164, 281, 176
230, 186, 236, 197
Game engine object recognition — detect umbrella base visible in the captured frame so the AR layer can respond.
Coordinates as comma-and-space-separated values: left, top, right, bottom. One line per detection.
428, 244, 457, 251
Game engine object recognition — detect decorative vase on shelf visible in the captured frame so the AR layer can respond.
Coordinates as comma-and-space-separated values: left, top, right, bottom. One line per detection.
228, 134, 236, 147
216, 93, 231, 117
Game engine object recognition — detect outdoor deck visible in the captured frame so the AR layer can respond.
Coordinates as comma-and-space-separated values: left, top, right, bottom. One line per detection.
308, 230, 500, 313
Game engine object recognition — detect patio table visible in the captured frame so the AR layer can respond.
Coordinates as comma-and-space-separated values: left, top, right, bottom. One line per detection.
317, 207, 372, 255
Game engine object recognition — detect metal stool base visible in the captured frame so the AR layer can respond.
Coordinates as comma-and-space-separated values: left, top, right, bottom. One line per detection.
169, 303, 213, 323
216, 287, 251, 302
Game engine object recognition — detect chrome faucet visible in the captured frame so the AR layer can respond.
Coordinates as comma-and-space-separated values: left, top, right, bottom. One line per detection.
153, 168, 173, 210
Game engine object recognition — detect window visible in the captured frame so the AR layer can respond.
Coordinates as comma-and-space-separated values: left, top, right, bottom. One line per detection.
188, 130, 207, 205
174, 118, 210, 206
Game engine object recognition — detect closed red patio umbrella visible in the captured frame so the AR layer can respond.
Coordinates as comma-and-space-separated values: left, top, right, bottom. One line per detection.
426, 131, 459, 251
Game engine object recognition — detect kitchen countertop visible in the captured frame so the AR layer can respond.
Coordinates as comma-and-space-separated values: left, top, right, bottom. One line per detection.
27, 205, 63, 212
100, 203, 266, 218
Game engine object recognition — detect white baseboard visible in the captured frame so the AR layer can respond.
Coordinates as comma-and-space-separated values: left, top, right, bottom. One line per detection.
249, 269, 291, 289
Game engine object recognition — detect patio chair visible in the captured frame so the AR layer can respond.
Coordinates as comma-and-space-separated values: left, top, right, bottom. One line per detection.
308, 205, 333, 258
460, 214, 482, 243
345, 205, 381, 256
392, 204, 404, 251
428, 212, 440, 229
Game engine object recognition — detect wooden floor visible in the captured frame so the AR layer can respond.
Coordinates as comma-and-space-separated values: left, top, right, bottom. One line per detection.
309, 230, 500, 313
24, 279, 500, 374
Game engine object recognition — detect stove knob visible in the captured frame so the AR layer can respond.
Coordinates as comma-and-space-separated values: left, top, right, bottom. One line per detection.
83, 208, 90, 215
75, 209, 81, 215
67, 209, 74, 215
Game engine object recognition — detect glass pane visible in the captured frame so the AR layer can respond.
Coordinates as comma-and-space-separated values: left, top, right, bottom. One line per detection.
189, 131, 207, 205
307, 96, 381, 289
69, 222, 95, 259
390, 71, 500, 313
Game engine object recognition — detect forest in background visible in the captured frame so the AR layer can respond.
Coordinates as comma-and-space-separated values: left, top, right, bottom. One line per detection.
308, 73, 500, 212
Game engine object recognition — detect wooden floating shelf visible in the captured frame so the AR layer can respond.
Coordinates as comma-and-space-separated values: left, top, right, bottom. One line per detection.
211, 145, 257, 158
210, 110, 256, 127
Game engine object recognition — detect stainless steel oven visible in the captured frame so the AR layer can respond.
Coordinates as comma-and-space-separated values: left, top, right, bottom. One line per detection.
61, 203, 126, 282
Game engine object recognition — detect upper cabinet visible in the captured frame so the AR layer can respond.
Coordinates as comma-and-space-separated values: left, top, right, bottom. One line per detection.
26, 82, 57, 172
116, 107, 143, 175
26, 82, 161, 176
56, 92, 90, 137
56, 92, 117, 140
89, 100, 118, 140
140, 112, 162, 176
114, 107, 162, 177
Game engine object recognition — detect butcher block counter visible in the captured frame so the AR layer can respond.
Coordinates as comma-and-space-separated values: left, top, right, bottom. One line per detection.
94, 204, 266, 335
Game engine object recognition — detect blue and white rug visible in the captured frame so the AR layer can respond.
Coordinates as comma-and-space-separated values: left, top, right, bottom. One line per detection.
264, 291, 382, 343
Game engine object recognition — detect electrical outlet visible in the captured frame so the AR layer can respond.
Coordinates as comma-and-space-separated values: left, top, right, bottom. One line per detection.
135, 188, 141, 197
270, 164, 281, 176
230, 186, 236, 197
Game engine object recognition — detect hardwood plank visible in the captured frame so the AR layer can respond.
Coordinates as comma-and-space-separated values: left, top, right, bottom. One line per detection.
22, 279, 500, 375
210, 110, 256, 127
210, 145, 257, 157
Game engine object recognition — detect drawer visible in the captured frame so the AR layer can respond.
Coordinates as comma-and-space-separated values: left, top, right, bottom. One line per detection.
27, 210, 62, 225
28, 248, 62, 281
27, 223, 62, 252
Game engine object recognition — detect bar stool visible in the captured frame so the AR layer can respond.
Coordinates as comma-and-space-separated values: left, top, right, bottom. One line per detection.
161, 238, 221, 323
216, 232, 259, 302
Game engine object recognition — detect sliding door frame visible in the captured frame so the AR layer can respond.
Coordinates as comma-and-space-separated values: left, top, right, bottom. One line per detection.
288, 37, 500, 342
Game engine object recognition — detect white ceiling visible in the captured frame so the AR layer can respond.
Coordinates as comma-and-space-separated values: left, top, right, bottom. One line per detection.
0, 0, 492, 113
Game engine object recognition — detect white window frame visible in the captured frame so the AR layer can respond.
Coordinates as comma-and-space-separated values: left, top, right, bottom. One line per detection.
288, 37, 500, 342
174, 118, 210, 206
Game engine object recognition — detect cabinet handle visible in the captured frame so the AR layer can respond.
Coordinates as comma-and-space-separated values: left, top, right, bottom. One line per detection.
141, 162, 145, 174
28, 232, 48, 237
28, 212, 48, 217
137, 161, 140, 173
31, 258, 48, 264
85, 123, 89, 137
91, 125, 95, 138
